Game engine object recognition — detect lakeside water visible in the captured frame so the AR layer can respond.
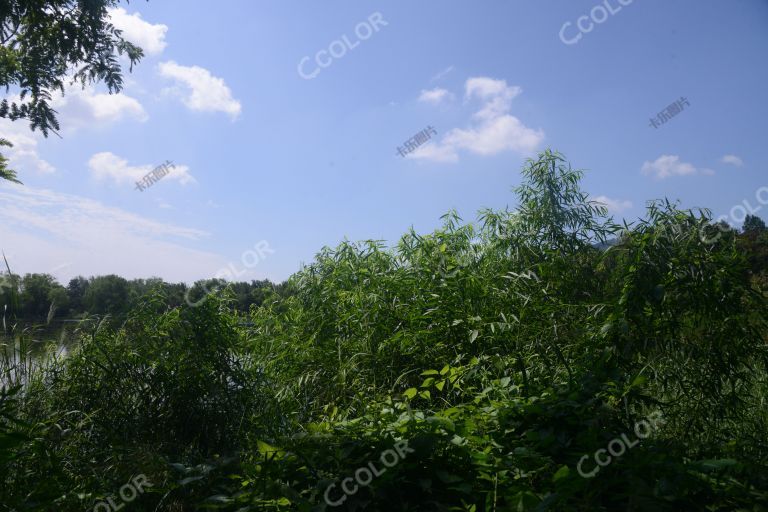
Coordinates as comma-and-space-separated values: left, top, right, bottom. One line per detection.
1, 321, 79, 386
2, 320, 77, 349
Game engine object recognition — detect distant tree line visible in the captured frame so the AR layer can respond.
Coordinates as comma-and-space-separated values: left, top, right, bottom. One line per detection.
0, 273, 289, 324
1, 214, 765, 325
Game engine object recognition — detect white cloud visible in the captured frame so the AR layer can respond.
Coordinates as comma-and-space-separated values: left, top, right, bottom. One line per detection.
2, 83, 147, 139
88, 152, 196, 188
0, 182, 226, 283
593, 195, 633, 214
158, 61, 241, 118
444, 115, 542, 155
52, 85, 148, 129
721, 154, 744, 167
465, 78, 522, 121
0, 84, 146, 177
108, 7, 168, 56
409, 77, 543, 163
418, 88, 454, 105
465, 77, 521, 101
641, 155, 712, 179
0, 118, 56, 175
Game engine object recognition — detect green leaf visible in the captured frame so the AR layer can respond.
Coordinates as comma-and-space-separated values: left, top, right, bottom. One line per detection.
552, 465, 570, 483
256, 440, 285, 459
427, 416, 455, 432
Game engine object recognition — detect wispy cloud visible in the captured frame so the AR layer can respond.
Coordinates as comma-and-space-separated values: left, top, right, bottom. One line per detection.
0, 118, 56, 175
0, 182, 223, 283
720, 154, 744, 167
409, 76, 544, 163
430, 65, 454, 82
88, 152, 196, 187
158, 61, 242, 118
108, 7, 168, 56
641, 155, 714, 179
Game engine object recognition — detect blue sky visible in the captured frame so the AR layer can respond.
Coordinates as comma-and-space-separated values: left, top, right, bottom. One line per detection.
1, 0, 766, 284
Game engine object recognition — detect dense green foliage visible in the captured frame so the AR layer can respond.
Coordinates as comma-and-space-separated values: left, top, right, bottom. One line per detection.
1, 151, 767, 511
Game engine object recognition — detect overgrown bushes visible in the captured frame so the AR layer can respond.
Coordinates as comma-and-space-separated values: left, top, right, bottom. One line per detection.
1, 150, 766, 510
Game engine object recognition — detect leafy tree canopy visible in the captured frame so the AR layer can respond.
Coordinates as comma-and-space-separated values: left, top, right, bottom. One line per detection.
743, 213, 767, 234
0, 0, 143, 135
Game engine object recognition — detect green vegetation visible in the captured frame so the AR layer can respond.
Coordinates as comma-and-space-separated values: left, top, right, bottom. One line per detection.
1, 151, 767, 511
0, 138, 21, 184
0, 274, 285, 325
